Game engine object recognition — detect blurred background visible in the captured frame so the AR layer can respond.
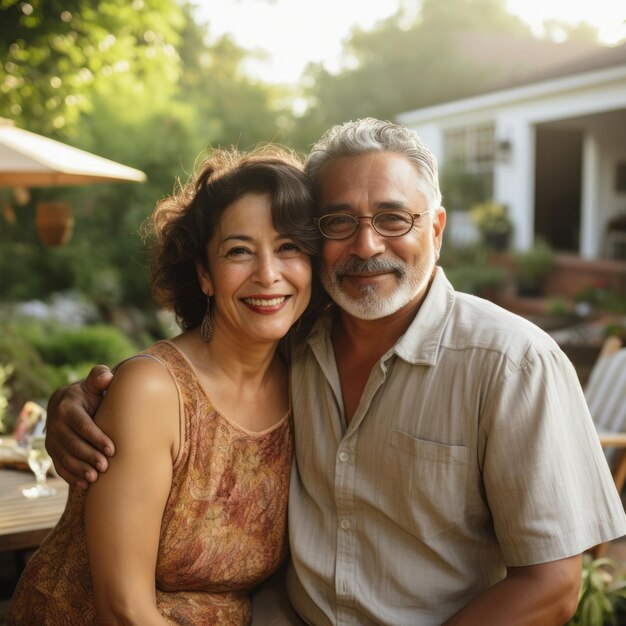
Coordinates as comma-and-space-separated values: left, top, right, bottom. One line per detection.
0, 0, 625, 428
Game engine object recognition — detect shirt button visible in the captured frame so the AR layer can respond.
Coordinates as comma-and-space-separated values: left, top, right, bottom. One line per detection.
339, 451, 349, 462
341, 519, 351, 530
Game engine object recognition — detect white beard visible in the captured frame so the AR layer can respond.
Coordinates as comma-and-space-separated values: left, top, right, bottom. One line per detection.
320, 246, 436, 320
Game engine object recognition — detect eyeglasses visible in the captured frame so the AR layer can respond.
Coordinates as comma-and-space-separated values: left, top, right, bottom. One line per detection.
315, 210, 433, 240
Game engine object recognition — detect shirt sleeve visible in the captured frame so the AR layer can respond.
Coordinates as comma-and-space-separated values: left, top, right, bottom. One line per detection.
480, 343, 626, 566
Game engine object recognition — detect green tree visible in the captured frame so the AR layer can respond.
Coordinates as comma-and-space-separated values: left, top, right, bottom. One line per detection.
542, 19, 600, 44
0, 0, 288, 313
0, 0, 185, 135
287, 0, 536, 149
179, 32, 286, 150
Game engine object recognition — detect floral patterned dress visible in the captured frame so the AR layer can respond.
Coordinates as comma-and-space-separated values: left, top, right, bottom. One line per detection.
8, 341, 293, 625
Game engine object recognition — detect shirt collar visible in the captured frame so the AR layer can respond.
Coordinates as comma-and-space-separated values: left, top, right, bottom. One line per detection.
393, 267, 455, 365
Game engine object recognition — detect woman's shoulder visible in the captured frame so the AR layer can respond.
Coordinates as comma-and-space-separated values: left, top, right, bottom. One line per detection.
95, 351, 181, 448
116, 348, 175, 381
106, 351, 179, 412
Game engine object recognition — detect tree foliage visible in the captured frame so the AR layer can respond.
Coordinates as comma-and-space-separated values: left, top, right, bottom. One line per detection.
542, 19, 600, 44
0, 0, 185, 134
0, 0, 286, 311
288, 0, 535, 149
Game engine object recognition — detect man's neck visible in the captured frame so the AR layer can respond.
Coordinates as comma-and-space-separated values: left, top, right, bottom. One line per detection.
331, 269, 436, 360
333, 301, 417, 358
330, 300, 422, 425
329, 270, 437, 424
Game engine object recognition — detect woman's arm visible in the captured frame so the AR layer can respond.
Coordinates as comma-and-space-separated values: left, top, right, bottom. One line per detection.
84, 357, 179, 625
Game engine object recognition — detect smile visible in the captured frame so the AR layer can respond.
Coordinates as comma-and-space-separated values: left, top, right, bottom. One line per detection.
242, 296, 288, 307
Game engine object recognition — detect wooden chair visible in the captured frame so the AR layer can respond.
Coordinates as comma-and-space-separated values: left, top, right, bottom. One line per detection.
584, 336, 626, 557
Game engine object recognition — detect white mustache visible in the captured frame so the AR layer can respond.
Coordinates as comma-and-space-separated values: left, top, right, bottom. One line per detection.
334, 258, 406, 279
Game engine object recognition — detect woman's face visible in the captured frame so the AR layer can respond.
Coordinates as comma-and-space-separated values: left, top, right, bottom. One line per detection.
198, 192, 312, 345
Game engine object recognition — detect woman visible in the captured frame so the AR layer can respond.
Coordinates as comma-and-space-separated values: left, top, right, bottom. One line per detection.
8, 146, 321, 625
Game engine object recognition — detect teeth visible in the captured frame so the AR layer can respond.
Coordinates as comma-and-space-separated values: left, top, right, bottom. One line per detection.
244, 297, 286, 307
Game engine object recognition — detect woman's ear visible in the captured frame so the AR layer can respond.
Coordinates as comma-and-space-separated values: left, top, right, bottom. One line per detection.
195, 260, 213, 297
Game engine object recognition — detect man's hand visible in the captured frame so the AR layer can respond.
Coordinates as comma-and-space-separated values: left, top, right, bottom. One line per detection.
46, 365, 115, 489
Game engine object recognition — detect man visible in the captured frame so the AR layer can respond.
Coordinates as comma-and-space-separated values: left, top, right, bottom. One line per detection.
46, 118, 626, 625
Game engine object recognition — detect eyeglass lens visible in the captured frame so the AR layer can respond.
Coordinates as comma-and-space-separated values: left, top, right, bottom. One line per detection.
319, 211, 415, 238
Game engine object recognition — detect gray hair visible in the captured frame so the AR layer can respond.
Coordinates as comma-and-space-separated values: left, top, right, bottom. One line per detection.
305, 118, 442, 212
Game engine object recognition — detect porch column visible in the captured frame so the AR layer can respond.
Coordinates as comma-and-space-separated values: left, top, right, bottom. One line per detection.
495, 120, 535, 250
580, 133, 598, 259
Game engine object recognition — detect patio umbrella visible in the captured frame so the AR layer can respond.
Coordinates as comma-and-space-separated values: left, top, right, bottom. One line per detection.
0, 118, 146, 187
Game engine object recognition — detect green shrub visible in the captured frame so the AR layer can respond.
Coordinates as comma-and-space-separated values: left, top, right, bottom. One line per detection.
512, 239, 555, 296
440, 162, 490, 211
441, 245, 505, 298
603, 323, 626, 342
0, 322, 140, 414
0, 363, 14, 433
31, 325, 138, 367
445, 264, 504, 298
0, 328, 61, 410
544, 297, 571, 316
568, 555, 626, 626
576, 286, 626, 314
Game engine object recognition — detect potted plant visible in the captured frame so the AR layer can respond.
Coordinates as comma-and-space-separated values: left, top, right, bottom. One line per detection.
470, 200, 512, 250
440, 162, 488, 211
568, 555, 626, 625
442, 246, 505, 300
512, 238, 554, 297
35, 201, 74, 246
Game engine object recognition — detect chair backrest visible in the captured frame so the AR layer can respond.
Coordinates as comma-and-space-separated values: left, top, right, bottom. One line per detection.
585, 345, 626, 435
584, 337, 626, 557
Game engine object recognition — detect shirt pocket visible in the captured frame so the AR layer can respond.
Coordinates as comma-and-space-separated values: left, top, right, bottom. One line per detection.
377, 428, 469, 540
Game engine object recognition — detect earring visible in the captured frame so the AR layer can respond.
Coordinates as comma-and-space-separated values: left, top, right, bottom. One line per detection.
200, 296, 213, 342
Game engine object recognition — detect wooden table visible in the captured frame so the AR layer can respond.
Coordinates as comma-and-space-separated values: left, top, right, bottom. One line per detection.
0, 468, 68, 552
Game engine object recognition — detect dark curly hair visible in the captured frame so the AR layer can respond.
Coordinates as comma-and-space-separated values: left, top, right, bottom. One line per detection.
149, 146, 323, 331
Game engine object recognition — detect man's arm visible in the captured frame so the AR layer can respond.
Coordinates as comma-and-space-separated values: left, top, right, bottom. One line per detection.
443, 556, 582, 626
45, 365, 115, 488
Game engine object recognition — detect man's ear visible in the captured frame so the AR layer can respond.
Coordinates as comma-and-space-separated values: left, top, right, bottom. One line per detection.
195, 260, 213, 297
433, 207, 446, 259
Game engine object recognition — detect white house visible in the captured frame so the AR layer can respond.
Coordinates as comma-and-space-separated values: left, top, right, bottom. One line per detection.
397, 43, 626, 260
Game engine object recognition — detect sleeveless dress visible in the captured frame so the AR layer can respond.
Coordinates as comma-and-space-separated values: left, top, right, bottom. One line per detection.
8, 341, 293, 625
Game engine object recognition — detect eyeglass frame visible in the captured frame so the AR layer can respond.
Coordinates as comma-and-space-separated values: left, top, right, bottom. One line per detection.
314, 209, 434, 240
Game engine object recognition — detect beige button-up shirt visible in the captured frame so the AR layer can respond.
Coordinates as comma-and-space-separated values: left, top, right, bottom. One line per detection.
286, 269, 626, 626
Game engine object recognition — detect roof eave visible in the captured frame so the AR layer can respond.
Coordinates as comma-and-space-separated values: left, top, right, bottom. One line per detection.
397, 64, 626, 125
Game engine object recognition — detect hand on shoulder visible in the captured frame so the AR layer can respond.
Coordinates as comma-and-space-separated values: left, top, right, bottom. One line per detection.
94, 356, 180, 463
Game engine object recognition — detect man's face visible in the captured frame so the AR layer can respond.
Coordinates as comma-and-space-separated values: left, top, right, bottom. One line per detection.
317, 152, 445, 321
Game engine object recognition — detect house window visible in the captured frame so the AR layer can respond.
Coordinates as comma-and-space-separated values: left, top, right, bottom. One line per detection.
442, 124, 495, 208
444, 124, 495, 173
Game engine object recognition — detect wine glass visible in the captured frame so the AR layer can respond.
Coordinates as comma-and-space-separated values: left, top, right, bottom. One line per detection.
22, 435, 57, 499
